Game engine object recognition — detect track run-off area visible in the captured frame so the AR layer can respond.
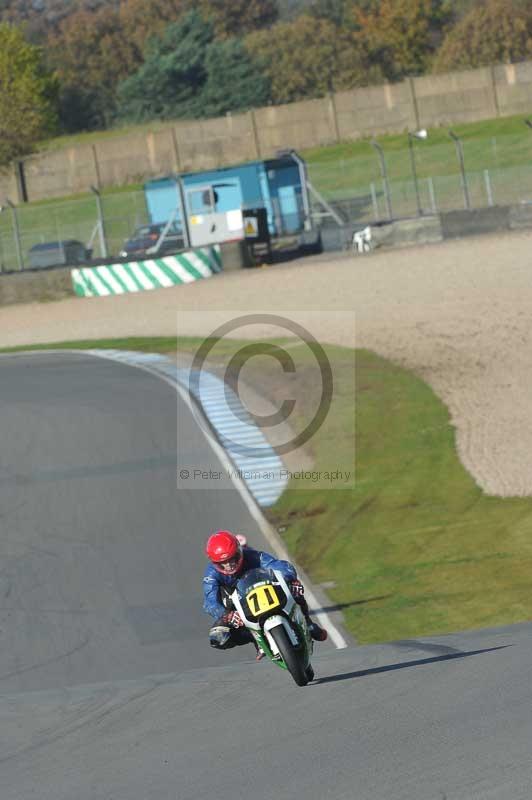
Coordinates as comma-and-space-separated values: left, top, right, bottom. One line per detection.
3, 230, 532, 797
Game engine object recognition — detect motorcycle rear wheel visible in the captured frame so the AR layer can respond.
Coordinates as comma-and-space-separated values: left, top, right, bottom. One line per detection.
270, 625, 308, 686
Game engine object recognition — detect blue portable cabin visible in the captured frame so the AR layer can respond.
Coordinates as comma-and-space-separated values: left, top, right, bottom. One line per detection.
143, 153, 309, 245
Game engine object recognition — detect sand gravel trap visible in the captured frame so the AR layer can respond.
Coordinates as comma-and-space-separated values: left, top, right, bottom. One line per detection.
2, 230, 532, 497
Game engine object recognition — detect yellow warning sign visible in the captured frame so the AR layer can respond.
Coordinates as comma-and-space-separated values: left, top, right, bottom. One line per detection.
245, 217, 259, 238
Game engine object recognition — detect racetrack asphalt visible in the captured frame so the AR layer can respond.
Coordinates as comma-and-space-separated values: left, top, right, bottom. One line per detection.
3, 623, 532, 799
0, 351, 304, 694
2, 351, 532, 799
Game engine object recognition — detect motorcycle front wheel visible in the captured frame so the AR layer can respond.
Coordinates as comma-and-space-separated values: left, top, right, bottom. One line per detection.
270, 625, 308, 686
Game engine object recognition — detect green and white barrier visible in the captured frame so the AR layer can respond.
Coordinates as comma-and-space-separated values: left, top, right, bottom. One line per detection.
71, 246, 222, 298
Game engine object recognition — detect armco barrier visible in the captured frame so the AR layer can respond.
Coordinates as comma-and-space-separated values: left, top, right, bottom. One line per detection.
71, 246, 221, 298
440, 207, 511, 239
509, 203, 532, 230
0, 266, 73, 306
368, 216, 443, 249
353, 204, 532, 251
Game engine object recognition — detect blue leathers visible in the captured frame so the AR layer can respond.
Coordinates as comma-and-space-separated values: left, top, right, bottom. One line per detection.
203, 546, 297, 620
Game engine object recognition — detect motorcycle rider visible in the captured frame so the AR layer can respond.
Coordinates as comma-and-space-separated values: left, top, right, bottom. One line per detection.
203, 529, 328, 659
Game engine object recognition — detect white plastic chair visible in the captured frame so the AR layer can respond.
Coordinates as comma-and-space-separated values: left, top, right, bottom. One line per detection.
352, 226, 372, 253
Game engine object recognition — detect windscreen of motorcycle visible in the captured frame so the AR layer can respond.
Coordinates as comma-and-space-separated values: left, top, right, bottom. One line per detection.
236, 568, 288, 620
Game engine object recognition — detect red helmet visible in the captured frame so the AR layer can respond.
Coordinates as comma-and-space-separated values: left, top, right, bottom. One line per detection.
205, 530, 244, 576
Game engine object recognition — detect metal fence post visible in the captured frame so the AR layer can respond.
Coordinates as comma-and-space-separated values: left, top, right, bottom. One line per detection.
54, 211, 64, 263
176, 176, 191, 249
484, 169, 494, 206
289, 150, 312, 231
449, 131, 471, 210
91, 186, 108, 258
4, 199, 23, 270
370, 139, 392, 220
408, 134, 422, 216
427, 177, 437, 214
370, 182, 379, 220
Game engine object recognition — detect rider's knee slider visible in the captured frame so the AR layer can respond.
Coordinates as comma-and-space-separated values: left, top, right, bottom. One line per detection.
209, 623, 232, 649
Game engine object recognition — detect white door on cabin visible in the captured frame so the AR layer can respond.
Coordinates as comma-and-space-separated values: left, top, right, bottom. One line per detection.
185, 184, 244, 247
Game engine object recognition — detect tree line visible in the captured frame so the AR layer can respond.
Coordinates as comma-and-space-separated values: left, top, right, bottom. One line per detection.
2, 0, 532, 167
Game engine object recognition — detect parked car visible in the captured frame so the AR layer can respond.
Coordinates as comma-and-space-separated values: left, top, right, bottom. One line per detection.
28, 240, 92, 270
119, 222, 184, 258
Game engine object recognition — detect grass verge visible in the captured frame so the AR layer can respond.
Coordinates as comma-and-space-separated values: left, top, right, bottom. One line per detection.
269, 346, 532, 643
0, 336, 187, 355
4, 336, 532, 644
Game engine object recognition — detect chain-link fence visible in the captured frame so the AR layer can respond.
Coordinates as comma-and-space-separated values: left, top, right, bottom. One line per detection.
0, 190, 149, 272
3, 133, 532, 271
307, 132, 532, 227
